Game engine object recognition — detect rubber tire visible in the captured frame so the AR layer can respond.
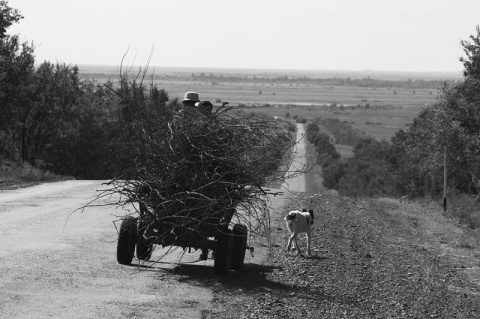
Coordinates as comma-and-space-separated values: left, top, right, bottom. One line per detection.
214, 229, 233, 275
117, 216, 137, 265
136, 220, 153, 261
231, 224, 248, 270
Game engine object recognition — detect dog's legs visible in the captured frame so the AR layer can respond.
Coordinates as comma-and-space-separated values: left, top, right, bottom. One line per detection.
306, 230, 311, 255
287, 233, 302, 254
293, 234, 302, 255
287, 234, 295, 251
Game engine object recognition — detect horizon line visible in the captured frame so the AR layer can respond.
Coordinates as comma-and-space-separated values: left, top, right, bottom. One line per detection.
67, 63, 463, 76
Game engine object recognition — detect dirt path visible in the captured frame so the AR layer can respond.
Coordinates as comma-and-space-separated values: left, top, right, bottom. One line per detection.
281, 123, 307, 194
0, 181, 214, 318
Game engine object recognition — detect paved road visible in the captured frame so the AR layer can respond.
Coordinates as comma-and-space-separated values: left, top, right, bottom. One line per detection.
0, 181, 213, 318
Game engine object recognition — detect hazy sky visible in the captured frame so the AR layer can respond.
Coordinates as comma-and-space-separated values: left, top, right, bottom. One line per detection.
7, 0, 480, 72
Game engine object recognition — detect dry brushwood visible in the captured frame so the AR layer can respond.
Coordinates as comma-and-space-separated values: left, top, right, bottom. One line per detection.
100, 103, 306, 249
88, 63, 307, 251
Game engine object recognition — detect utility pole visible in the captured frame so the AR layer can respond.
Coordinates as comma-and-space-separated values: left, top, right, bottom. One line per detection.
443, 146, 447, 212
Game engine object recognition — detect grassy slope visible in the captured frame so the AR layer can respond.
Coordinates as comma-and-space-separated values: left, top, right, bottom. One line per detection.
0, 159, 72, 190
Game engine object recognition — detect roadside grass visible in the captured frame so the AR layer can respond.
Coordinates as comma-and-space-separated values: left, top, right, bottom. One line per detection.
381, 194, 480, 250
0, 159, 73, 189
373, 197, 469, 252
445, 191, 480, 230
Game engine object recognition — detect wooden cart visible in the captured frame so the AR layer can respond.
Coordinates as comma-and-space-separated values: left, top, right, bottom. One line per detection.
116, 201, 250, 275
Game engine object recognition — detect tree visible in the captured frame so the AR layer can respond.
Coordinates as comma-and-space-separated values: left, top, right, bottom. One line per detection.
387, 25, 480, 197
460, 25, 480, 80
0, 1, 23, 39
28, 63, 83, 168
0, 1, 35, 161
337, 138, 392, 197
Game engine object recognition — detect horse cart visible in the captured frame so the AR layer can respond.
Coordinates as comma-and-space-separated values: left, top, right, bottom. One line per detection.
111, 102, 290, 275
116, 198, 250, 275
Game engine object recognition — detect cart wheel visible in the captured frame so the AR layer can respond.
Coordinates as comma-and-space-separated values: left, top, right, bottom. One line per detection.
117, 216, 137, 265
231, 224, 248, 270
214, 229, 233, 275
136, 219, 153, 261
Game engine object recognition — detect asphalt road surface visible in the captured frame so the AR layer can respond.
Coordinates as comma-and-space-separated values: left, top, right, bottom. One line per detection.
0, 181, 213, 318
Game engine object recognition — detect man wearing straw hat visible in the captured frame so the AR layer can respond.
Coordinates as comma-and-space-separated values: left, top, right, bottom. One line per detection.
182, 91, 213, 260
182, 91, 200, 107
182, 91, 213, 115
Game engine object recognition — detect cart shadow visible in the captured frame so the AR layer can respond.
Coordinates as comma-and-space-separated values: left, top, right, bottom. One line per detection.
130, 259, 360, 308
166, 262, 292, 294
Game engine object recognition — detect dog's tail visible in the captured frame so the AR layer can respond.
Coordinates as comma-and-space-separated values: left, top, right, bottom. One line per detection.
309, 209, 314, 224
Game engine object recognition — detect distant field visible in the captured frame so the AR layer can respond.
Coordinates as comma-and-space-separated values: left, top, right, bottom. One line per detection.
149, 80, 436, 107
236, 99, 424, 141
80, 65, 446, 141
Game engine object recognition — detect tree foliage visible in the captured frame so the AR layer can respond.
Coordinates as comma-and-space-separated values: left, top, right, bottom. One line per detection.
0, 0, 22, 39
460, 25, 480, 80
314, 118, 366, 146
386, 26, 480, 198
0, 2, 35, 161
306, 123, 340, 166
323, 137, 391, 197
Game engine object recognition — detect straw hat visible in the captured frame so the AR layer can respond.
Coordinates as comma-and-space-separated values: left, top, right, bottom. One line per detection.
183, 92, 200, 102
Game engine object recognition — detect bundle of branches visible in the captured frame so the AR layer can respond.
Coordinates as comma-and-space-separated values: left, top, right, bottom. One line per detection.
104, 100, 299, 247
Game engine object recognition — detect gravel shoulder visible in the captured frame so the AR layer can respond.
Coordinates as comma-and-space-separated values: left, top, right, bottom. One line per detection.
207, 193, 480, 318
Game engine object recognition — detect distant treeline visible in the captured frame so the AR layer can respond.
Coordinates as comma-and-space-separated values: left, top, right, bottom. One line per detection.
116, 72, 457, 90
82, 70, 460, 90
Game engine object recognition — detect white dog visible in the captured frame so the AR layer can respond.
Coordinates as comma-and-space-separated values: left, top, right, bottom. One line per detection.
284, 209, 314, 255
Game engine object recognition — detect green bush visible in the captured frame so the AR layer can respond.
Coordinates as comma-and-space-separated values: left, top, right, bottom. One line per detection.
0, 159, 71, 186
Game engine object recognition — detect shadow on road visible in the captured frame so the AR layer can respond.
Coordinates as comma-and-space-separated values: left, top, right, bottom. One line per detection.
171, 262, 291, 294
128, 258, 291, 294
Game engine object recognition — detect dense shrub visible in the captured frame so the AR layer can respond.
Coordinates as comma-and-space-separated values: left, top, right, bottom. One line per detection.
313, 118, 366, 146
446, 190, 480, 229
306, 127, 340, 166
323, 137, 392, 197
